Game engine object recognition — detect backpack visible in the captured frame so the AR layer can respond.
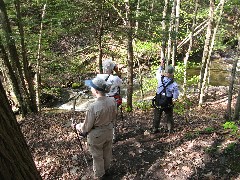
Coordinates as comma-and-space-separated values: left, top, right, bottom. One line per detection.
152, 76, 174, 109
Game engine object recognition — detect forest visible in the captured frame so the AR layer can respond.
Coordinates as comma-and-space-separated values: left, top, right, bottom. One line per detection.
0, 0, 240, 179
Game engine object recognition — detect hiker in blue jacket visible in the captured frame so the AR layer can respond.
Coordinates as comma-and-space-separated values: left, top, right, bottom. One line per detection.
152, 59, 179, 134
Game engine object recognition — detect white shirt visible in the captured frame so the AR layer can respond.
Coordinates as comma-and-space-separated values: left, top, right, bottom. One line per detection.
97, 74, 122, 96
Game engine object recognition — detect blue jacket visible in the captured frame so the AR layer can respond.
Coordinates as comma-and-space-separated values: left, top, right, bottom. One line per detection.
156, 66, 179, 99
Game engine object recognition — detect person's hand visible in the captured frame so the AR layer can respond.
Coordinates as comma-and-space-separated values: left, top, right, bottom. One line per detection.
161, 58, 166, 67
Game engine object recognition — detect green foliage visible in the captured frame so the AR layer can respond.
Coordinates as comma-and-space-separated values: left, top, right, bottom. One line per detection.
133, 101, 152, 111
223, 142, 237, 153
125, 105, 132, 112
141, 77, 158, 94
42, 87, 62, 97
134, 40, 159, 54
204, 146, 219, 154
174, 62, 200, 85
223, 121, 239, 135
71, 82, 81, 89
184, 131, 199, 140
203, 127, 215, 133
173, 97, 192, 116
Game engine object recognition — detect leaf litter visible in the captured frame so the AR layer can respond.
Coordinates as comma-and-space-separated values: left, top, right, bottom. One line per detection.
20, 93, 240, 180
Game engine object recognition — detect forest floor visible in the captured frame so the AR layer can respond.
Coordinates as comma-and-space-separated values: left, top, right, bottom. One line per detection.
20, 89, 240, 180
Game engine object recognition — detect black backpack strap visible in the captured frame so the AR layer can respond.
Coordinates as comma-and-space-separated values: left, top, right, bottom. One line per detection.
160, 76, 174, 94
105, 75, 110, 81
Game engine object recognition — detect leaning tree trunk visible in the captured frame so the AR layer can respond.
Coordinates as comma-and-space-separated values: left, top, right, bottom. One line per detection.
14, 0, 37, 113
207, 0, 225, 87
226, 56, 238, 121
0, 0, 28, 115
233, 33, 240, 121
183, 0, 198, 96
198, 0, 214, 105
0, 81, 42, 179
233, 85, 240, 121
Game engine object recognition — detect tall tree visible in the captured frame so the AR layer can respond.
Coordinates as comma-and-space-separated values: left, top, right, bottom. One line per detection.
167, 0, 176, 64
172, 0, 180, 66
36, 3, 47, 112
160, 0, 168, 60
0, 0, 38, 115
233, 31, 240, 121
110, 0, 135, 110
0, 80, 42, 179
14, 0, 37, 113
182, 0, 198, 96
198, 0, 214, 105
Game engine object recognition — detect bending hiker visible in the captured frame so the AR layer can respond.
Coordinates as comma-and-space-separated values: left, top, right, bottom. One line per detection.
152, 59, 179, 134
97, 59, 123, 142
72, 77, 117, 179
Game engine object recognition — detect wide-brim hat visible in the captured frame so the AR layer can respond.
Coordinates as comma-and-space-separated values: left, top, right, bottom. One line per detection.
85, 77, 108, 92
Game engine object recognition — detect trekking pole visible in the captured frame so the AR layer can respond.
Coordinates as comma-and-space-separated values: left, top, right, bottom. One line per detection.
71, 91, 88, 166
71, 118, 88, 167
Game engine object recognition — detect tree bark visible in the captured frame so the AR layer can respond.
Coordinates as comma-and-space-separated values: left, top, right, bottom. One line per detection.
207, 0, 225, 87
0, 81, 42, 179
14, 0, 37, 113
172, 0, 180, 66
98, 1, 104, 74
125, 0, 134, 111
161, 0, 168, 60
233, 33, 240, 121
36, 3, 47, 112
0, 0, 28, 115
167, 0, 176, 65
198, 0, 214, 105
183, 0, 198, 96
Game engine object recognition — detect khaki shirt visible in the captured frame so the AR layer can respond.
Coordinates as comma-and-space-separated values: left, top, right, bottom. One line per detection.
81, 96, 117, 133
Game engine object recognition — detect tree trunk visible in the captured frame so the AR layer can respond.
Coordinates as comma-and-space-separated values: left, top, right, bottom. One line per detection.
226, 57, 238, 121
125, 0, 134, 111
233, 33, 240, 121
172, 0, 180, 66
233, 85, 240, 121
0, 81, 42, 179
14, 0, 37, 113
167, 0, 176, 64
160, 0, 168, 60
0, 37, 25, 112
183, 0, 198, 96
98, 2, 104, 74
36, 3, 47, 112
207, 0, 225, 88
0, 0, 28, 115
198, 0, 214, 105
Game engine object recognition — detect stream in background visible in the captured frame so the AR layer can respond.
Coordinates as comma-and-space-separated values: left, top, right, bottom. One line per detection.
44, 55, 239, 113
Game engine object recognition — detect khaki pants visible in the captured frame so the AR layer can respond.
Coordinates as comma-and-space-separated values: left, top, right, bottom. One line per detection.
87, 124, 113, 177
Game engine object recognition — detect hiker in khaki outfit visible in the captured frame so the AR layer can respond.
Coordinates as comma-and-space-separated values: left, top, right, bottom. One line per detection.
73, 77, 117, 179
